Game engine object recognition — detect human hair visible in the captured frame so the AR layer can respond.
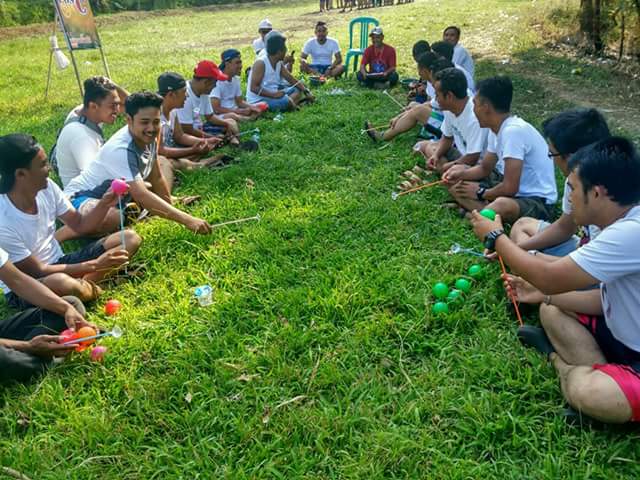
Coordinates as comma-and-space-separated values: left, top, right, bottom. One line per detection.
431, 41, 454, 61
444, 26, 461, 37
417, 51, 441, 71
568, 137, 640, 206
475, 76, 513, 113
542, 108, 610, 156
266, 32, 287, 55
0, 133, 41, 193
430, 58, 454, 76
124, 91, 163, 118
315, 21, 327, 29
435, 67, 468, 99
83, 76, 117, 108
412, 40, 430, 61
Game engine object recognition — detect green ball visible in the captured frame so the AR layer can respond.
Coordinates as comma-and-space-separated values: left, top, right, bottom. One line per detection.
468, 264, 483, 278
432, 282, 449, 299
432, 302, 449, 314
455, 278, 472, 293
447, 289, 462, 303
480, 208, 496, 221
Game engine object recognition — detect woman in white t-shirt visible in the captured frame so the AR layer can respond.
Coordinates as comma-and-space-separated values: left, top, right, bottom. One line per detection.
300, 22, 345, 79
211, 50, 265, 122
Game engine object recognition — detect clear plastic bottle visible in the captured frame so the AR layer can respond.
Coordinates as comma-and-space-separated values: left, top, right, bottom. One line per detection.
251, 132, 260, 143
194, 285, 214, 306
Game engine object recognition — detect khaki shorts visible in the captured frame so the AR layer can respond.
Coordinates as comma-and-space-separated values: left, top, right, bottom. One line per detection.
480, 169, 504, 189
515, 196, 555, 221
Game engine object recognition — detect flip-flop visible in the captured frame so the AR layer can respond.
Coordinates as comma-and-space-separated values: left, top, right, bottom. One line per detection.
239, 140, 259, 152
398, 181, 413, 191
364, 121, 379, 143
412, 165, 427, 175
176, 195, 201, 206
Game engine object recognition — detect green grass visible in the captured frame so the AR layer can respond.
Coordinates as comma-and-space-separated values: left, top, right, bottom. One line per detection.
2, 0, 640, 478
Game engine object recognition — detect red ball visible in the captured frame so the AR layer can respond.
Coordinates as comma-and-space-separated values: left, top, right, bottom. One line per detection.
104, 299, 122, 316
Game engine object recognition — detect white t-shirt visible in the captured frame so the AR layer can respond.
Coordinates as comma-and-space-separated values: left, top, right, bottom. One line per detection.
210, 77, 242, 110
0, 179, 72, 294
64, 125, 158, 199
253, 37, 265, 55
176, 81, 214, 130
455, 64, 475, 94
0, 247, 8, 269
161, 109, 179, 148
440, 97, 488, 156
570, 205, 640, 351
487, 116, 557, 204
453, 44, 474, 79
302, 37, 340, 66
55, 118, 105, 188
561, 179, 601, 241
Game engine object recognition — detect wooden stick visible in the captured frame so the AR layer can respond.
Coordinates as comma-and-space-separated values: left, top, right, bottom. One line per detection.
383, 89, 405, 109
361, 122, 390, 133
392, 179, 444, 199
498, 255, 524, 326
210, 214, 260, 229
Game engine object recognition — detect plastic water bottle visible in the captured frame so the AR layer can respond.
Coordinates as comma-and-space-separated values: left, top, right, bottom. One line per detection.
251, 132, 260, 143
273, 113, 284, 122
194, 285, 214, 306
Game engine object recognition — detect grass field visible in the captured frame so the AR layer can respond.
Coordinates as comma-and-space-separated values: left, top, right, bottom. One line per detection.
1, 0, 640, 478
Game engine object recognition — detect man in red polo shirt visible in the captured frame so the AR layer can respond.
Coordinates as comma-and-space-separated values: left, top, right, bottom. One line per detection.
357, 27, 398, 89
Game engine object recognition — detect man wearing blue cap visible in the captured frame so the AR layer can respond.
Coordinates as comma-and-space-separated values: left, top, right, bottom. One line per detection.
211, 50, 265, 122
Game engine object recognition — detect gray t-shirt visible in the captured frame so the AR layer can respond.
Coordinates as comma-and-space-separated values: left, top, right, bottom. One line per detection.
570, 205, 640, 351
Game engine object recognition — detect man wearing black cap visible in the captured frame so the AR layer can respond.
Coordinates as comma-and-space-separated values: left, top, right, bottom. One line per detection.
211, 50, 265, 122
357, 26, 398, 89
157, 72, 222, 171
0, 133, 140, 306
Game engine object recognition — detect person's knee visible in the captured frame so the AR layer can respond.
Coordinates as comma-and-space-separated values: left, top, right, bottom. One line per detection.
511, 217, 538, 240
539, 303, 563, 332
123, 229, 142, 254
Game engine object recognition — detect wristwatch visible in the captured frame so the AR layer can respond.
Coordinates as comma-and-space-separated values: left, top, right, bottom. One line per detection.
476, 187, 486, 201
484, 229, 505, 251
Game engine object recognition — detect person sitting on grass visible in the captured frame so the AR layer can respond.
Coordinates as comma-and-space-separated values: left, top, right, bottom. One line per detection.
0, 133, 140, 307
157, 72, 224, 172
252, 19, 272, 56
398, 68, 488, 190
508, 108, 611, 260
247, 31, 315, 112
53, 76, 127, 188
0, 247, 93, 384
443, 25, 474, 79
300, 21, 345, 79
471, 136, 640, 425
210, 50, 265, 122
408, 40, 430, 104
176, 61, 240, 147
64, 92, 213, 237
443, 76, 557, 223
430, 40, 475, 93
364, 54, 452, 143
356, 27, 399, 89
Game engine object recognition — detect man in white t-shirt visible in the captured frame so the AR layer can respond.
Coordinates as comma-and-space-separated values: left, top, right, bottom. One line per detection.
157, 72, 222, 172
175, 61, 240, 146
300, 22, 344, 79
0, 133, 140, 307
252, 18, 272, 56
211, 50, 265, 122
0, 246, 95, 383
53, 76, 128, 187
444, 76, 557, 223
443, 26, 474, 79
472, 136, 640, 425
65, 91, 213, 237
509, 109, 611, 260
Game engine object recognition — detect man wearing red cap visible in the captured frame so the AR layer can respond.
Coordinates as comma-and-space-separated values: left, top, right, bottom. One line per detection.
176, 61, 241, 147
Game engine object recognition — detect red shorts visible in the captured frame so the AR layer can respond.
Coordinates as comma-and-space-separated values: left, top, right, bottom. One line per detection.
578, 314, 640, 421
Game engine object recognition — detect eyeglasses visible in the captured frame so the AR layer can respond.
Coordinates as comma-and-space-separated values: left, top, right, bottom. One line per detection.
547, 151, 563, 159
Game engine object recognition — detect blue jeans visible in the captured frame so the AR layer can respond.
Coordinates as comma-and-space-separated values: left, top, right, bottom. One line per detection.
309, 64, 331, 74
251, 85, 300, 112
537, 220, 580, 257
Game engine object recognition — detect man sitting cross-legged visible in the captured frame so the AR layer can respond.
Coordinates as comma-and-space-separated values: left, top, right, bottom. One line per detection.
443, 76, 557, 223
210, 50, 265, 122
0, 134, 139, 307
0, 247, 94, 383
64, 92, 213, 237
471, 137, 640, 425
300, 21, 345, 79
157, 72, 223, 172
176, 61, 240, 147
509, 109, 611, 260
356, 27, 399, 89
398, 68, 488, 190
247, 31, 315, 112
365, 54, 453, 143
53, 76, 128, 188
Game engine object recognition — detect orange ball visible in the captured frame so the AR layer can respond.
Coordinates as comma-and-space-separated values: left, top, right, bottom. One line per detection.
76, 326, 97, 348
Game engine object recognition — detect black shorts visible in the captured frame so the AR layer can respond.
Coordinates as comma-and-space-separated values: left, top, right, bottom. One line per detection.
577, 314, 640, 371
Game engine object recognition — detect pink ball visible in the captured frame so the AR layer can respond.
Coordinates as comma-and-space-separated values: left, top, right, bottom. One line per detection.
111, 179, 128, 196
257, 102, 269, 112
90, 346, 108, 362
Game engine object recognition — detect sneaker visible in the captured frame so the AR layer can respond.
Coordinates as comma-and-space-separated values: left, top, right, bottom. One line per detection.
517, 325, 555, 358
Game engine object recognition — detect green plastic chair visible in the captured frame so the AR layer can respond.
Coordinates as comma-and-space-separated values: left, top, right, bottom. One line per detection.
344, 16, 380, 76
